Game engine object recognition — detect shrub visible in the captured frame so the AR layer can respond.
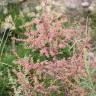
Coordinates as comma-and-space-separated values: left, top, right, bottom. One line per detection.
9, 1, 96, 96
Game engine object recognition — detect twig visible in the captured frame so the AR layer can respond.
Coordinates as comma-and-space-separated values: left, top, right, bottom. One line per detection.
85, 16, 89, 37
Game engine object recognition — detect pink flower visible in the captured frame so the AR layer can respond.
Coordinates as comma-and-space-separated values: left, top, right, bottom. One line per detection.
17, 58, 31, 69
59, 43, 64, 48
34, 84, 45, 93
40, 47, 49, 57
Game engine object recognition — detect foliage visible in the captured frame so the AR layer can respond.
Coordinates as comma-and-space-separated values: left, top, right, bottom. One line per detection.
79, 48, 96, 96
0, 1, 96, 96
90, 12, 96, 42
10, 9, 95, 96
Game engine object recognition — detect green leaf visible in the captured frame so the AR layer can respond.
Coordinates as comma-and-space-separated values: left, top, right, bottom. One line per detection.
7, 3, 20, 18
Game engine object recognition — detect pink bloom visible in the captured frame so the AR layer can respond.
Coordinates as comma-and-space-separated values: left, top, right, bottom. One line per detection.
34, 84, 45, 93
17, 58, 31, 69
40, 47, 49, 57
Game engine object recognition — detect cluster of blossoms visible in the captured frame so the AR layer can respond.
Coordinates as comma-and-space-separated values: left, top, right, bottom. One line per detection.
13, 10, 95, 96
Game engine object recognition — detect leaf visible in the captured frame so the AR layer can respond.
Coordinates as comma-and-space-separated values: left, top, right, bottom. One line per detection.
80, 80, 92, 90
91, 67, 96, 75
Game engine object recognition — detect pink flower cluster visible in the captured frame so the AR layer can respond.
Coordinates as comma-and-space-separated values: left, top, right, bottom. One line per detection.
14, 11, 91, 95
24, 12, 78, 57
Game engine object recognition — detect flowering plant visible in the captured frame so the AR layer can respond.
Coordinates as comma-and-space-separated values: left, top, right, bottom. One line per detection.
12, 8, 95, 96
